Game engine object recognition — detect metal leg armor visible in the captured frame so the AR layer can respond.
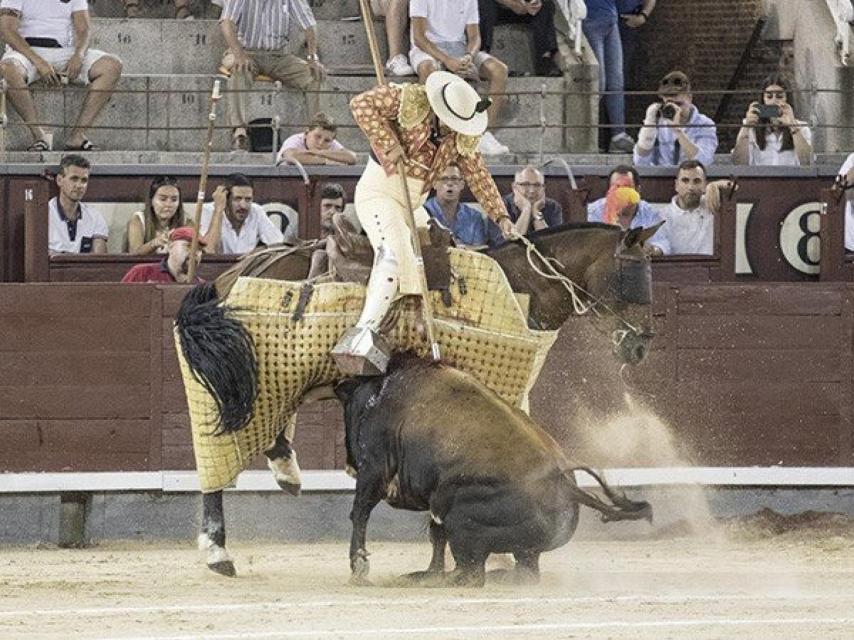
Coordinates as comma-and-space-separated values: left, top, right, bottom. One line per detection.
331, 244, 399, 376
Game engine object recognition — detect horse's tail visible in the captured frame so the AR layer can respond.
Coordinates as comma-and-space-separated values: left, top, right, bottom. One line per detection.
175, 282, 258, 435
566, 467, 653, 523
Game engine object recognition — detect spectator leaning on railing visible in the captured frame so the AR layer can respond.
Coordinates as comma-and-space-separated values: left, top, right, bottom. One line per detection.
200, 173, 284, 254
218, 0, 326, 153
125, 176, 187, 255
633, 71, 718, 167
0, 0, 123, 151
487, 164, 563, 245
587, 164, 669, 256
48, 154, 108, 255
121, 227, 206, 284
657, 159, 733, 255
276, 112, 358, 166
732, 74, 814, 167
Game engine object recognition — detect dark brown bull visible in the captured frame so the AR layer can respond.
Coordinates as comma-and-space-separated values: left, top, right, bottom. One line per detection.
334, 355, 652, 588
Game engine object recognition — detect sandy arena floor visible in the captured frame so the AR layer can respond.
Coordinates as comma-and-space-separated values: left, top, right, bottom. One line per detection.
1, 513, 853, 640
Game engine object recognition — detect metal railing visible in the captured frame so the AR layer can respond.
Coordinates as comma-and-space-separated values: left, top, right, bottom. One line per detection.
0, 76, 851, 166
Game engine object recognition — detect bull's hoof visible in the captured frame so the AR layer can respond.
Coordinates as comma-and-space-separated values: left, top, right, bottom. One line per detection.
349, 552, 371, 586
396, 569, 447, 587
486, 568, 540, 585
208, 560, 237, 577
448, 568, 486, 588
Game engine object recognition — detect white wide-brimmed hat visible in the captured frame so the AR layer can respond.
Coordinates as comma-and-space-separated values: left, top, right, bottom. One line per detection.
425, 71, 491, 137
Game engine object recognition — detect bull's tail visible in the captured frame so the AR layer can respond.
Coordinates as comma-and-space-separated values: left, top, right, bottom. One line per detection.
175, 282, 259, 435
567, 466, 653, 523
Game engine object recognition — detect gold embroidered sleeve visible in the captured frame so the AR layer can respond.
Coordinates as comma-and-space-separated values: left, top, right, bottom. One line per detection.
349, 84, 403, 155
457, 152, 509, 223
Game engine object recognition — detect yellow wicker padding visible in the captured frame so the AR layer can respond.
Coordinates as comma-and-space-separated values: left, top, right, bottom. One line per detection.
177, 249, 558, 492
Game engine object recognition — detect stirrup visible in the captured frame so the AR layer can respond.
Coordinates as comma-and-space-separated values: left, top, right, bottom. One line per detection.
331, 327, 392, 376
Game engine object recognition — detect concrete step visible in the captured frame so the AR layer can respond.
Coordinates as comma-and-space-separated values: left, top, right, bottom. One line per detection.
82, 18, 539, 76
1, 75, 568, 153
88, 0, 363, 21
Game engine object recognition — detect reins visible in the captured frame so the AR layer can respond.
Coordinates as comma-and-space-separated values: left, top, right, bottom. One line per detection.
513, 234, 643, 342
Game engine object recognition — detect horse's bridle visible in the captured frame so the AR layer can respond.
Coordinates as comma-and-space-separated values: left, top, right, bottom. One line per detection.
517, 234, 651, 345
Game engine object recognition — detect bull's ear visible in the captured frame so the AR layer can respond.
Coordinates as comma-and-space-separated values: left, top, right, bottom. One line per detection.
334, 378, 362, 404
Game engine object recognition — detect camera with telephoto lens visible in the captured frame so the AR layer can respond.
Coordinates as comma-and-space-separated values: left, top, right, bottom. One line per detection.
755, 104, 781, 119
659, 102, 678, 120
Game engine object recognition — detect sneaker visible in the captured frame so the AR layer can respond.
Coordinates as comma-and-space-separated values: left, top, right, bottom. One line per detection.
608, 132, 635, 154
385, 54, 415, 77
479, 131, 509, 156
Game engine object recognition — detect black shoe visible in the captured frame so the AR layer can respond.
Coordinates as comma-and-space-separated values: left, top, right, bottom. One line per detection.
536, 57, 562, 77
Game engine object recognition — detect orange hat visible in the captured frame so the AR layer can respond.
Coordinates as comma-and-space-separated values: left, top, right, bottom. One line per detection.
169, 226, 207, 246
603, 175, 641, 225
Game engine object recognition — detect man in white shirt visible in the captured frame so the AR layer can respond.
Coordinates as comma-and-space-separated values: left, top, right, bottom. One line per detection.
409, 0, 509, 155
200, 173, 285, 255
658, 160, 731, 255
0, 0, 123, 151
48, 154, 108, 254
840, 153, 854, 253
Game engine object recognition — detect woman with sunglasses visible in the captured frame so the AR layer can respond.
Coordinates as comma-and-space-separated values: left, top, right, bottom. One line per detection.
733, 75, 813, 166
125, 177, 187, 254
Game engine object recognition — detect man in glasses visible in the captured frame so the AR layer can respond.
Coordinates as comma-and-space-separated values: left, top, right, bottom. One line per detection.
633, 70, 718, 167
423, 165, 493, 247
489, 165, 563, 244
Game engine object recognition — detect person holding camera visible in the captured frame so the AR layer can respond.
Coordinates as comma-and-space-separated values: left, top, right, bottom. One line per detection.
199, 173, 284, 255
732, 75, 813, 167
633, 70, 718, 167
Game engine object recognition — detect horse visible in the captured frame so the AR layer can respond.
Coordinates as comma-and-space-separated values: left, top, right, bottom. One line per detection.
176, 222, 659, 576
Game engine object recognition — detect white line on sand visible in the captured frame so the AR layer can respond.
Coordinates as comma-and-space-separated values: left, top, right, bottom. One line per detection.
2, 593, 852, 619
91, 617, 854, 640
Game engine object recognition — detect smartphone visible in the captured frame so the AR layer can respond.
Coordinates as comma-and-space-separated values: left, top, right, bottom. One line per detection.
755, 104, 781, 119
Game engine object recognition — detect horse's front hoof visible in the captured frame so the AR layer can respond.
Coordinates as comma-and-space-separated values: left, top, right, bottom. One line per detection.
276, 480, 302, 496
208, 560, 237, 577
350, 550, 370, 583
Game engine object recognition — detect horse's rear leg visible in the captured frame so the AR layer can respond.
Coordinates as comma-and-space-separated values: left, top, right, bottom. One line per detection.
264, 415, 301, 496
198, 491, 236, 577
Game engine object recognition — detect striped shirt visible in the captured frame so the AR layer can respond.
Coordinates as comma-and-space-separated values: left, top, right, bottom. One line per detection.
220, 0, 316, 51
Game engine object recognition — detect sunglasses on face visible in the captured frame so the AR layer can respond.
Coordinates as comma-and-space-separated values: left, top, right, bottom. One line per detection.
515, 182, 545, 189
764, 91, 786, 99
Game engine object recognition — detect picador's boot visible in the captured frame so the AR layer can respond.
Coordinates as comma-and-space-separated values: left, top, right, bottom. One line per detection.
331, 246, 398, 376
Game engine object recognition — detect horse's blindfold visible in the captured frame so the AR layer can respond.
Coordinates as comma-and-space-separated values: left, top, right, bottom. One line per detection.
616, 256, 652, 305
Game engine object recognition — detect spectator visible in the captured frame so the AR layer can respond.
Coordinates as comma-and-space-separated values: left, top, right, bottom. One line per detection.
200, 173, 284, 254
657, 159, 731, 255
409, 0, 510, 156
121, 227, 206, 284
307, 182, 347, 278
219, 0, 325, 153
125, 0, 192, 19
478, 0, 561, 77
732, 74, 813, 167
372, 0, 414, 76
489, 164, 563, 244
0, 0, 123, 151
840, 153, 854, 253
276, 112, 358, 166
616, 0, 655, 88
634, 70, 718, 167
423, 164, 492, 246
125, 176, 186, 255
48, 154, 108, 254
581, 1, 635, 153
587, 164, 669, 255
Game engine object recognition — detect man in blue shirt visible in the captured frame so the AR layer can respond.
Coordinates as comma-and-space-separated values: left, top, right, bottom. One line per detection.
587, 164, 670, 256
422, 164, 492, 247
633, 70, 718, 167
